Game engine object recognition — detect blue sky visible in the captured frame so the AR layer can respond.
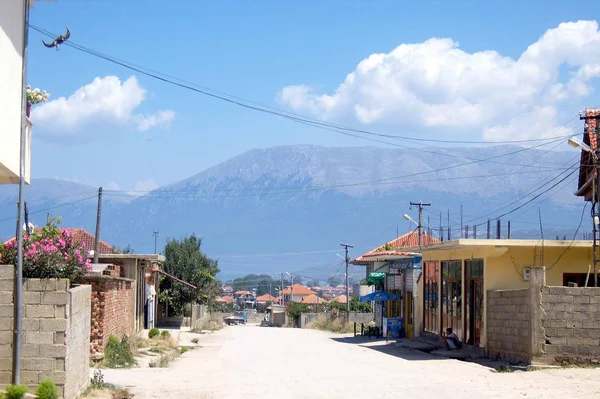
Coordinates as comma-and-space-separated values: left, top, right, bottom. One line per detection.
27, 0, 600, 193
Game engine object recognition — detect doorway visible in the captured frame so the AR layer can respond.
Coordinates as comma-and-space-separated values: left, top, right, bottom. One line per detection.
464, 259, 484, 347
405, 294, 413, 338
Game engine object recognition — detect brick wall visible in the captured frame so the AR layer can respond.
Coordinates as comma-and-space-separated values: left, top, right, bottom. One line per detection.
80, 275, 134, 355
0, 265, 91, 399
486, 289, 531, 363
541, 286, 600, 364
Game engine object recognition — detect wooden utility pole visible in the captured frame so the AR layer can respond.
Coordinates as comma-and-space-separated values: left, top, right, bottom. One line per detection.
340, 242, 354, 314
410, 201, 432, 245
93, 187, 102, 264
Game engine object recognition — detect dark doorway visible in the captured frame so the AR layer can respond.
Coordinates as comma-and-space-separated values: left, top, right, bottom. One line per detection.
464, 259, 483, 347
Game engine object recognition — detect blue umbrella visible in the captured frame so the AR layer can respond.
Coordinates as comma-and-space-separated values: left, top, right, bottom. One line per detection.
359, 291, 402, 303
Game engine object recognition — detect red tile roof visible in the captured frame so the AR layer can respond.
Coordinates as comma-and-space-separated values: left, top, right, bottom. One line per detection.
256, 294, 278, 302
235, 290, 250, 296
282, 284, 316, 296
330, 294, 348, 304
351, 231, 439, 264
300, 294, 326, 304
576, 108, 600, 200
4, 227, 116, 255
216, 296, 234, 304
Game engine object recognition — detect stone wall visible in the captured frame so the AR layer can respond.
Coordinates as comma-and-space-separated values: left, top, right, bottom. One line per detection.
541, 286, 600, 364
486, 289, 531, 363
80, 275, 134, 355
0, 265, 91, 399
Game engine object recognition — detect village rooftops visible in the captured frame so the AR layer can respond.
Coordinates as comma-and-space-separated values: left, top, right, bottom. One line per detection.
282, 284, 316, 296
96, 253, 166, 262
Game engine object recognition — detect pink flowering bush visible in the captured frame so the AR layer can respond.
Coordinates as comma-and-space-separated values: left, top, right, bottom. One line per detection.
0, 219, 91, 280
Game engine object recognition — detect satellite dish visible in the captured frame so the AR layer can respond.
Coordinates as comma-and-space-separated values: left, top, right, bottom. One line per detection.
23, 222, 35, 234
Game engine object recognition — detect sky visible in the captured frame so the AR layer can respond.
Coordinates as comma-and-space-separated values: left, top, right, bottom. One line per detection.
26, 0, 600, 194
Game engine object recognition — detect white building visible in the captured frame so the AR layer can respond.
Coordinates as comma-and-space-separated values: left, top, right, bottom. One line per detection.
0, 0, 38, 184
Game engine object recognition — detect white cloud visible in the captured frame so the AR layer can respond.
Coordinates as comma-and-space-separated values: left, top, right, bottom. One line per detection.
137, 110, 176, 131
131, 179, 158, 195
105, 181, 120, 191
278, 20, 600, 141
32, 75, 176, 136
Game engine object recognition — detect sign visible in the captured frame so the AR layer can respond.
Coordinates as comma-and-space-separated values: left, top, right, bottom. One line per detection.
386, 317, 403, 339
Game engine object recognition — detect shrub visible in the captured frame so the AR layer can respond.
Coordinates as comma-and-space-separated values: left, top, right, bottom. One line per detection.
180, 346, 189, 354
160, 330, 171, 338
5, 385, 27, 399
148, 328, 160, 339
105, 335, 136, 368
35, 379, 58, 399
0, 217, 91, 280
191, 338, 199, 344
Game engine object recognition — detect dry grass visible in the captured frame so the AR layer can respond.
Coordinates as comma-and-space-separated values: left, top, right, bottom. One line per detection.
306, 314, 354, 334
82, 387, 132, 399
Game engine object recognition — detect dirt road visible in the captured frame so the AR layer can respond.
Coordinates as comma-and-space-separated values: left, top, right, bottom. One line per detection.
101, 325, 600, 399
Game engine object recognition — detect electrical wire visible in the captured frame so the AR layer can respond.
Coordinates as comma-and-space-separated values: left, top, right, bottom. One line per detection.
0, 195, 97, 223
29, 24, 583, 146
547, 202, 588, 271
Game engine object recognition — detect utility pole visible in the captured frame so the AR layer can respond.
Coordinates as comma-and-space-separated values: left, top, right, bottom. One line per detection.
460, 205, 463, 238
410, 201, 432, 245
447, 209, 451, 241
46, 213, 51, 224
93, 187, 102, 264
13, 0, 31, 385
281, 273, 284, 306
439, 212, 443, 242
580, 111, 600, 287
341, 242, 354, 314
152, 230, 160, 254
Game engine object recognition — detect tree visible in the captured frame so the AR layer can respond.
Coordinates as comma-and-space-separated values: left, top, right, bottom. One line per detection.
307, 279, 320, 288
327, 275, 342, 287
160, 235, 220, 316
256, 279, 273, 297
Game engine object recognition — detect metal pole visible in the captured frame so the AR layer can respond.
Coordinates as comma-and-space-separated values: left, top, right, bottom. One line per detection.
593, 152, 600, 287
13, 0, 31, 384
411, 201, 431, 246
460, 205, 463, 238
153, 230, 160, 254
487, 219, 491, 239
93, 187, 102, 264
473, 225, 477, 239
508, 221, 511, 239
281, 273, 284, 306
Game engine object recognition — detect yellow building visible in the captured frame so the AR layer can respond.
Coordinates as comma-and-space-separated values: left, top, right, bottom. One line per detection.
402, 239, 594, 350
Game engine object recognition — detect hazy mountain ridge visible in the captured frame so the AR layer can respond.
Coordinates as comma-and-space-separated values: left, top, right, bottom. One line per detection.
0, 145, 586, 279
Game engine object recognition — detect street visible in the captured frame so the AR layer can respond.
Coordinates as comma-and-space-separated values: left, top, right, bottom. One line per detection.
101, 325, 600, 399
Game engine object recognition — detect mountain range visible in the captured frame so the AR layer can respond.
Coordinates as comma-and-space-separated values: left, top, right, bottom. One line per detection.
0, 144, 588, 281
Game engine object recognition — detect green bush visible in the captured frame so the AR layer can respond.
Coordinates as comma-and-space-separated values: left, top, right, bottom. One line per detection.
180, 346, 189, 354
35, 379, 58, 399
160, 330, 171, 338
148, 327, 160, 339
105, 335, 136, 368
5, 385, 27, 399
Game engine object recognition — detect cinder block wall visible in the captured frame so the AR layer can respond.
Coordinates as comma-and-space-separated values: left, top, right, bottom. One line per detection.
541, 286, 600, 364
487, 267, 600, 365
0, 265, 91, 399
486, 289, 531, 363
81, 276, 134, 354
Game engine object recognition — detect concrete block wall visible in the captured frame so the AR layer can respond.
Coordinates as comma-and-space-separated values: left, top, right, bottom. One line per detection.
541, 286, 600, 364
81, 276, 134, 355
486, 289, 531, 363
0, 265, 91, 399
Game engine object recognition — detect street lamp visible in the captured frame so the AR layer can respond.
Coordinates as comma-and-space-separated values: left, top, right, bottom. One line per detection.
569, 135, 599, 287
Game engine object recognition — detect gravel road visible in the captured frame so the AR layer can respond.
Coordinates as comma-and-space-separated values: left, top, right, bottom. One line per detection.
101, 325, 600, 399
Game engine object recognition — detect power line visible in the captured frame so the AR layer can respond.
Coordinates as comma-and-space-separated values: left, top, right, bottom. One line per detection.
547, 202, 588, 271
29, 24, 583, 147
0, 195, 97, 223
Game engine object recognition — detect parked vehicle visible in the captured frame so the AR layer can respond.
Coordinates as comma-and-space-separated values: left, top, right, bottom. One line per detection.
223, 311, 247, 325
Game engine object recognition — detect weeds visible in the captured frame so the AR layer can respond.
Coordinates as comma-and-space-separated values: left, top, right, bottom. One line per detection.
5, 385, 28, 399
180, 346, 189, 354
35, 379, 59, 399
160, 330, 171, 338
306, 314, 354, 333
191, 338, 199, 344
148, 327, 160, 339
104, 335, 136, 368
